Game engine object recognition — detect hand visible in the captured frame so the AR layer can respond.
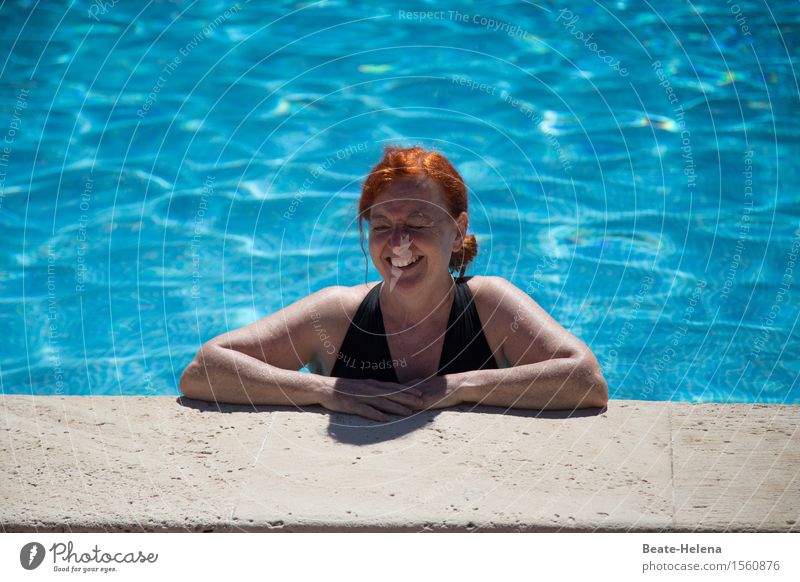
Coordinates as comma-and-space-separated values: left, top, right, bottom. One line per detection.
316, 377, 425, 422
403, 375, 465, 410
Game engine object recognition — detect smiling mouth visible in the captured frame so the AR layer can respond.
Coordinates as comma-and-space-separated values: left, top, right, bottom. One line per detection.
386, 255, 423, 269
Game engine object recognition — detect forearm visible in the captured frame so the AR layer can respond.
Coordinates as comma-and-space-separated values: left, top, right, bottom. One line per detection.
179, 344, 328, 406
453, 357, 608, 410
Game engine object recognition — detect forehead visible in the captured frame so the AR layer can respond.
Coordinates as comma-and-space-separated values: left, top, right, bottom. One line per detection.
369, 177, 448, 219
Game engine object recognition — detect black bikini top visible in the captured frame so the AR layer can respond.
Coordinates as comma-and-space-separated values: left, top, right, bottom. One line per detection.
330, 276, 499, 381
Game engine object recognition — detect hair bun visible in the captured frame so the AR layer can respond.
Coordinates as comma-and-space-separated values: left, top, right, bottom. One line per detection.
452, 233, 478, 278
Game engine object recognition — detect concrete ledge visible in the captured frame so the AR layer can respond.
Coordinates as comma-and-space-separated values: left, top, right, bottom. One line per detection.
1, 396, 798, 532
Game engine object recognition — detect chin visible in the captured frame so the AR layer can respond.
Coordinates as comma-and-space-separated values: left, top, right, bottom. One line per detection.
383, 272, 421, 289
383, 268, 428, 291
379, 255, 427, 286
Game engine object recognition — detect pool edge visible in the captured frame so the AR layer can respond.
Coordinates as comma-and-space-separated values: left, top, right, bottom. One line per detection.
2, 396, 798, 533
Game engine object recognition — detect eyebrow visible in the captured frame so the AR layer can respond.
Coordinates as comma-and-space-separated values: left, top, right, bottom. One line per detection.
370, 210, 433, 221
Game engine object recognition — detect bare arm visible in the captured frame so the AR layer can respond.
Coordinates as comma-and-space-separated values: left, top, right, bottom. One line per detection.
178, 285, 425, 419
454, 353, 607, 410
179, 342, 327, 406
432, 276, 608, 410
178, 286, 345, 406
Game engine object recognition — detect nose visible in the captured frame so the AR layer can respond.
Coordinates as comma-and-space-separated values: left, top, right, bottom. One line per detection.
388, 225, 411, 248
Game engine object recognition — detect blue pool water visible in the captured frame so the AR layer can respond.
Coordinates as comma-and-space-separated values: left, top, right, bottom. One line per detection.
1, 1, 799, 403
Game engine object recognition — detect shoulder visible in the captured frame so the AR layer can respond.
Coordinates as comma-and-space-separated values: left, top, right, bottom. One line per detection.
306, 280, 385, 331
460, 275, 532, 328
339, 280, 382, 306
302, 282, 378, 321
300, 282, 381, 375
462, 275, 524, 312
463, 275, 587, 363
457, 276, 515, 367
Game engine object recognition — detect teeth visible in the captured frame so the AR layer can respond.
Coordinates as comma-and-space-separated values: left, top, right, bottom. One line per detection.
391, 255, 420, 267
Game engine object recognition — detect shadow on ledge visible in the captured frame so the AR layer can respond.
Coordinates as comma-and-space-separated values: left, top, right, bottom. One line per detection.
177, 397, 606, 446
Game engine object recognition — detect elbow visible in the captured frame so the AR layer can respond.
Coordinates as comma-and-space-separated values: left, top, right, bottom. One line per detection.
575, 351, 609, 409
587, 368, 609, 408
178, 360, 202, 400
178, 342, 220, 401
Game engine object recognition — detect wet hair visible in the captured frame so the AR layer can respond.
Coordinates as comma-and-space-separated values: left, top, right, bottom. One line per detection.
357, 145, 478, 281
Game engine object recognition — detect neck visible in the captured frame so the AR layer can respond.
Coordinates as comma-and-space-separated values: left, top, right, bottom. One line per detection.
380, 272, 455, 328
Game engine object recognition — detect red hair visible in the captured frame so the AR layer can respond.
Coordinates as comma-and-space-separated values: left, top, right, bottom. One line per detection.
358, 145, 478, 279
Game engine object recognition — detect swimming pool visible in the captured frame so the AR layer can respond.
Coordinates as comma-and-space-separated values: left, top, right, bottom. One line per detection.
1, 1, 798, 403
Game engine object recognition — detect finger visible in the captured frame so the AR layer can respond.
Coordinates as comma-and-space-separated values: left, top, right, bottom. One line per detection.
385, 392, 425, 409
405, 386, 423, 397
353, 402, 389, 423
397, 382, 424, 397
364, 382, 423, 404
372, 397, 414, 417
396, 388, 424, 404
372, 379, 423, 397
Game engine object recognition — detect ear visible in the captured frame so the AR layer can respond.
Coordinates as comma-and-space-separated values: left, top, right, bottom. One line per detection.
452, 211, 468, 253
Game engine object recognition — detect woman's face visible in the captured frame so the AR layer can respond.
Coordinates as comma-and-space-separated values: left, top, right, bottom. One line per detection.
367, 176, 466, 290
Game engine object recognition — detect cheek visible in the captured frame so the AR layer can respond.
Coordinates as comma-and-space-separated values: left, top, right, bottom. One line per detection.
367, 237, 385, 263
411, 227, 438, 241
418, 229, 449, 253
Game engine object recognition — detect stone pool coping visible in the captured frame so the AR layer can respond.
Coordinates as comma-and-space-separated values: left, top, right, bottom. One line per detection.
1, 396, 798, 532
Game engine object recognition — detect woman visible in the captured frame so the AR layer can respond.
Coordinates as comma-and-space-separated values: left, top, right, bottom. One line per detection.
179, 145, 608, 421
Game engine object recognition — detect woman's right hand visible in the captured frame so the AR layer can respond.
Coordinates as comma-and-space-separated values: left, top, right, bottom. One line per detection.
315, 377, 425, 422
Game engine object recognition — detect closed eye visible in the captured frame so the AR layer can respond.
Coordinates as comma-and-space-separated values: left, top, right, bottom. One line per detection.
370, 224, 429, 231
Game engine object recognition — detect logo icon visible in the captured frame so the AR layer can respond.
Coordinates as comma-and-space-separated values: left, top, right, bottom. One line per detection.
20, 542, 46, 570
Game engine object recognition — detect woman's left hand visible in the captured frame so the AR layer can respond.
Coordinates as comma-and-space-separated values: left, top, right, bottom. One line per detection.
402, 375, 465, 410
